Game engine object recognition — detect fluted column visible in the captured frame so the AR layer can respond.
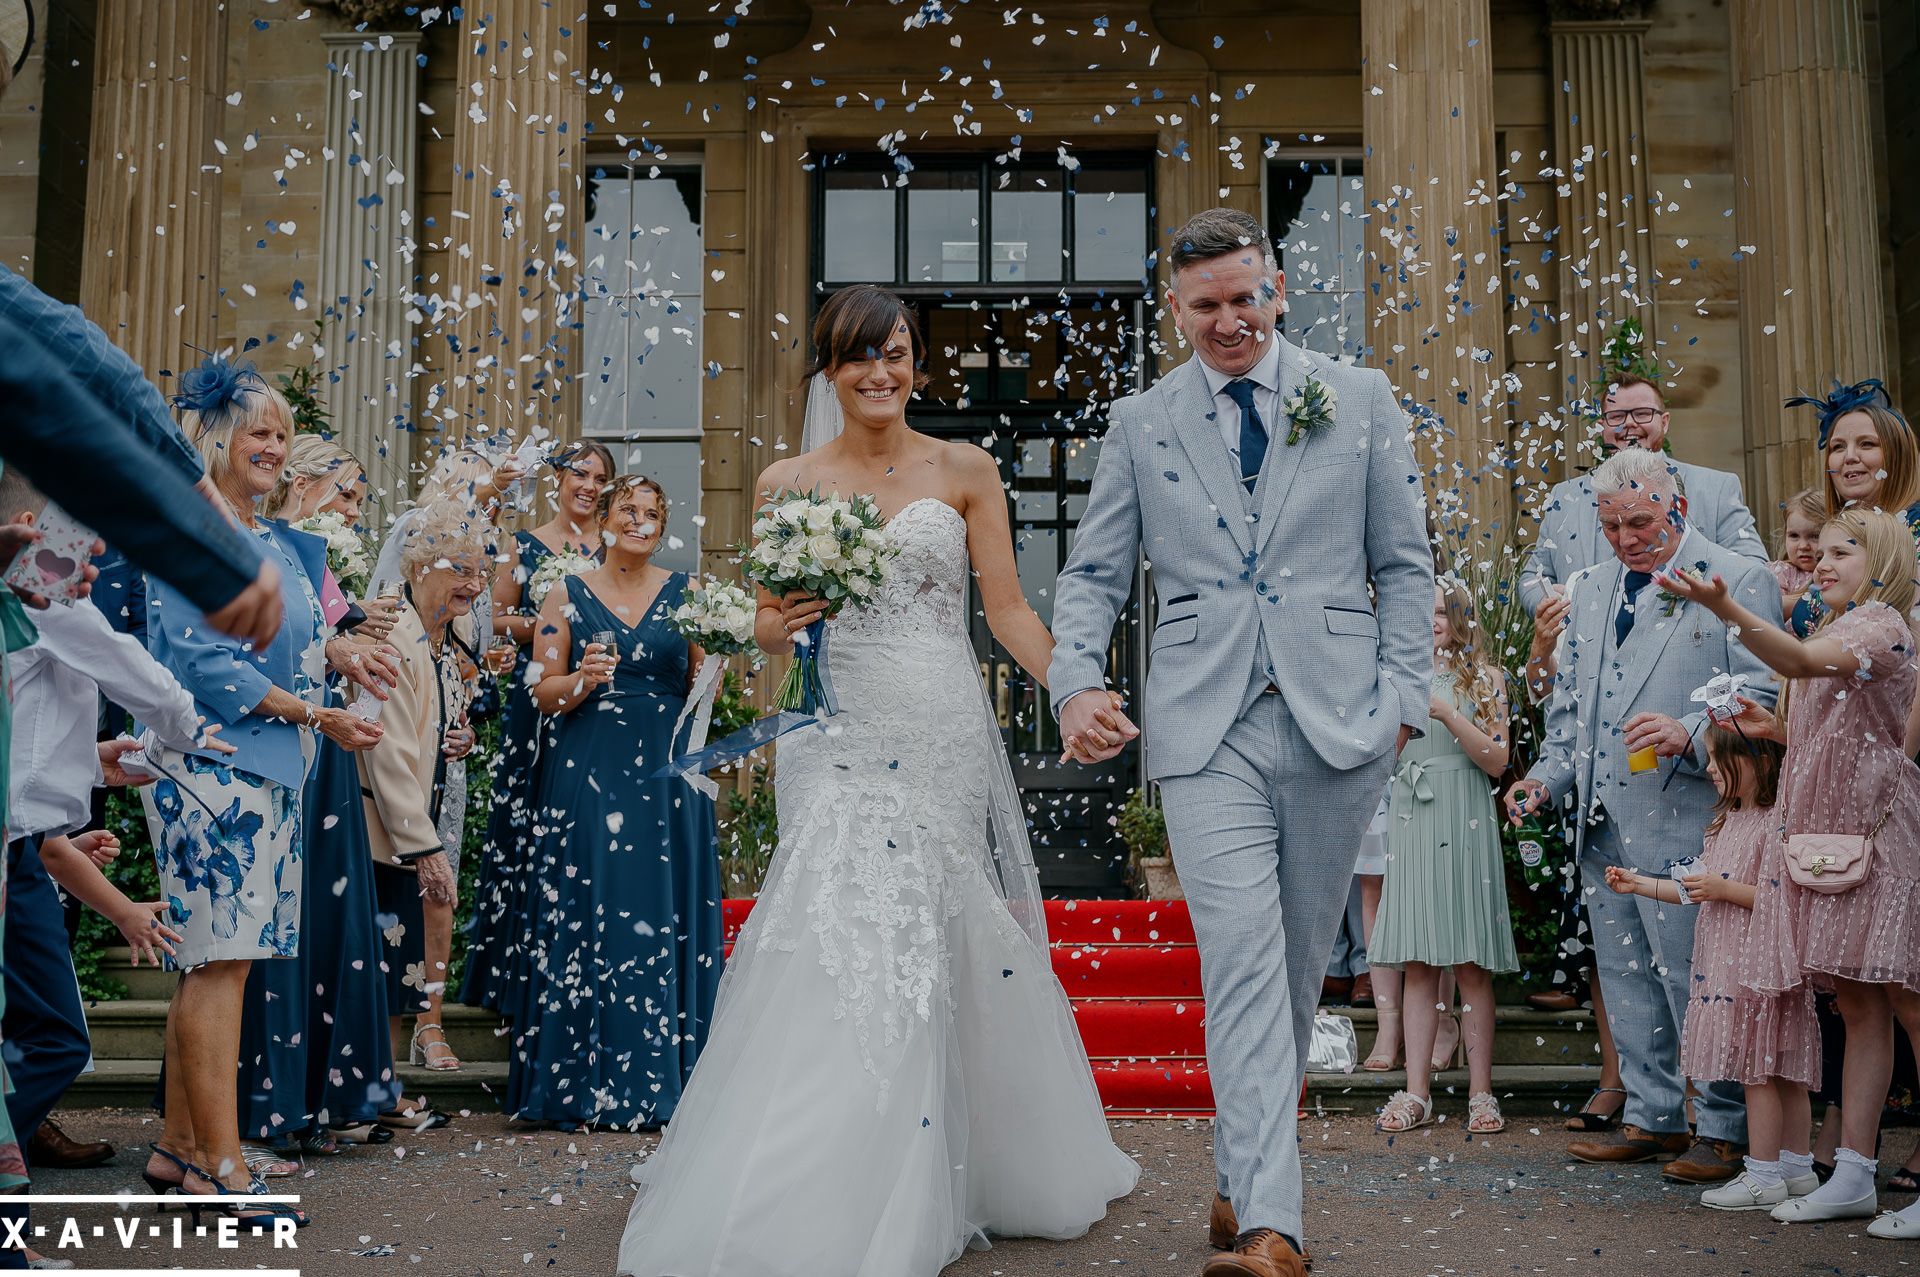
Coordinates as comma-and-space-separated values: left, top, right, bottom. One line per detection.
1550, 11, 1656, 409
79, 0, 226, 387
1361, 0, 1509, 556
319, 31, 421, 519
427, 3, 584, 447
1732, 0, 1887, 525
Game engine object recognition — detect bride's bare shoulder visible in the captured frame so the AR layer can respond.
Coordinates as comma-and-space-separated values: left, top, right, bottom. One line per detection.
752, 455, 805, 503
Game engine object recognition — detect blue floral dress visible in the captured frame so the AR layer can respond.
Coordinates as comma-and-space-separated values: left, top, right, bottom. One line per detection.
144, 525, 325, 970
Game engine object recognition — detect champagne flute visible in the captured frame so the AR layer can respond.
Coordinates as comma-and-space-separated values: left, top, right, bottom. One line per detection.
590, 629, 618, 677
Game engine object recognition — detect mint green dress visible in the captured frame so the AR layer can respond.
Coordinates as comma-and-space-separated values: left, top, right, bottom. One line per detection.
1368, 670, 1518, 973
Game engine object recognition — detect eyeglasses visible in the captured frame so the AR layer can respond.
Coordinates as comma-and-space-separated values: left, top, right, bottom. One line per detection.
1600, 407, 1664, 427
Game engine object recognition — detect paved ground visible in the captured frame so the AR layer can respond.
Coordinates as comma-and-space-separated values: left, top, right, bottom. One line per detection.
16, 1108, 1918, 1276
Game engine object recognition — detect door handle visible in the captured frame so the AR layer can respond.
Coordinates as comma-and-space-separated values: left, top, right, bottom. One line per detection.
994, 662, 1012, 728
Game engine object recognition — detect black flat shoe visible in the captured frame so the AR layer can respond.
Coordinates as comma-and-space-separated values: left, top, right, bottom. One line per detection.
1564, 1087, 1626, 1133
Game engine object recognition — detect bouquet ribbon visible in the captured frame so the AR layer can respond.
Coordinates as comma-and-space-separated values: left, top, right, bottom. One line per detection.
657, 618, 840, 785
666, 653, 728, 799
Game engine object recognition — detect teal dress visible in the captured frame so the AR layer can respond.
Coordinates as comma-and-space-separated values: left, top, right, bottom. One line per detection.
1369, 671, 1518, 973
506, 573, 722, 1129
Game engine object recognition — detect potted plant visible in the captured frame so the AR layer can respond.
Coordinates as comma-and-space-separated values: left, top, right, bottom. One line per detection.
1117, 785, 1179, 899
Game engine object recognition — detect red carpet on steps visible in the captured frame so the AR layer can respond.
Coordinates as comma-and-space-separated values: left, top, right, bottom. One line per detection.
720, 898, 1214, 1116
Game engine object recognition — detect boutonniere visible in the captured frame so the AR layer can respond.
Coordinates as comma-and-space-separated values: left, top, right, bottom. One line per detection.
1655, 560, 1711, 617
1282, 375, 1336, 446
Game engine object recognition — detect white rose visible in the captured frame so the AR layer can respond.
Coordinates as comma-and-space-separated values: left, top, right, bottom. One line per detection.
851, 546, 874, 569
776, 499, 809, 527
807, 532, 841, 563
804, 504, 836, 533
848, 573, 875, 597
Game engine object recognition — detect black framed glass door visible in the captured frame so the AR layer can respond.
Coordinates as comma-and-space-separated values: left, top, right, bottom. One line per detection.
812, 153, 1154, 894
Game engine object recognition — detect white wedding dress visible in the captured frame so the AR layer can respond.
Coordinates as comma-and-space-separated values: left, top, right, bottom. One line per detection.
616, 497, 1139, 1277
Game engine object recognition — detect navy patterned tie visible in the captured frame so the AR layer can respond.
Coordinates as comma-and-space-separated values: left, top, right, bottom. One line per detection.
1615, 570, 1653, 646
1222, 378, 1268, 491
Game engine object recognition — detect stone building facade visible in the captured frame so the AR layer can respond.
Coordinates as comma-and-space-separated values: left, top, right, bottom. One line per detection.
3, 0, 1914, 886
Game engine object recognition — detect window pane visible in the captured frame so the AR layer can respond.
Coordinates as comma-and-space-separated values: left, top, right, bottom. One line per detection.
579, 169, 637, 436
1286, 290, 1343, 356
907, 169, 981, 283
1272, 166, 1342, 293
823, 169, 895, 282
991, 170, 1062, 283
1071, 168, 1148, 283
581, 169, 704, 438
614, 439, 702, 575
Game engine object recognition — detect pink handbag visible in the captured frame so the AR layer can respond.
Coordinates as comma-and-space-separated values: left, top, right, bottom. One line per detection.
1785, 808, 1890, 894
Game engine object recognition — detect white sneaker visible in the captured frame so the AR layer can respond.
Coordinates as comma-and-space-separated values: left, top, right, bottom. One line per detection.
1770, 1189, 1878, 1223
1701, 1171, 1788, 1211
1784, 1170, 1821, 1197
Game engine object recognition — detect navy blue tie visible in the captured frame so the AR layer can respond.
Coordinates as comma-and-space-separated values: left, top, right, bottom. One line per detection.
1222, 378, 1268, 491
1615, 570, 1653, 646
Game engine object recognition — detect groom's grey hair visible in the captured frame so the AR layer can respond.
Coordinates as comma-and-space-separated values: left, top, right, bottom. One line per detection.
1169, 208, 1278, 277
1592, 447, 1685, 502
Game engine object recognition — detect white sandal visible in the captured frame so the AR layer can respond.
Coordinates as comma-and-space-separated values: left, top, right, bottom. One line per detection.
1467, 1091, 1506, 1134
1376, 1090, 1433, 1133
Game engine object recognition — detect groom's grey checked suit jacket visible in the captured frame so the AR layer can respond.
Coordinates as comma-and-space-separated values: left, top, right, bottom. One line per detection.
1526, 528, 1780, 1141
1048, 342, 1433, 778
1048, 338, 1431, 1241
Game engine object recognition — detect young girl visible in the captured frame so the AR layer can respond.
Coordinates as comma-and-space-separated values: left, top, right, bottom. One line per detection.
1661, 508, 1920, 1237
1773, 487, 1824, 633
1603, 727, 1823, 1211
1371, 578, 1517, 1136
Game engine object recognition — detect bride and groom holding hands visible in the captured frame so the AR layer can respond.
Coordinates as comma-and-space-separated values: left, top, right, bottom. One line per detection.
616, 207, 1433, 1277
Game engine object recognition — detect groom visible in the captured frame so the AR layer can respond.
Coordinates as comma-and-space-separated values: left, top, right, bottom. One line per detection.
1052, 208, 1432, 1277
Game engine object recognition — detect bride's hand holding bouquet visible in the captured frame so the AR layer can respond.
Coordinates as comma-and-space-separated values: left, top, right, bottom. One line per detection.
740, 489, 895, 712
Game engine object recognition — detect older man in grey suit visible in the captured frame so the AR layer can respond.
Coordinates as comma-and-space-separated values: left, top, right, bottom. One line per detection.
1050, 208, 1432, 1277
1519, 375, 1766, 617
1506, 448, 1781, 1185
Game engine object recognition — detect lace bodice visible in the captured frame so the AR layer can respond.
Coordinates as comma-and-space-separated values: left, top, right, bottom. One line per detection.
831, 498, 969, 645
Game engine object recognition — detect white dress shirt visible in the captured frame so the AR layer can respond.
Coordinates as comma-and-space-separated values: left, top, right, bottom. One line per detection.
7, 598, 204, 843
1196, 335, 1286, 476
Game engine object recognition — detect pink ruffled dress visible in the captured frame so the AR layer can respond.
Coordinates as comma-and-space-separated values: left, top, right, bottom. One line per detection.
1682, 805, 1820, 1088
1747, 603, 1920, 994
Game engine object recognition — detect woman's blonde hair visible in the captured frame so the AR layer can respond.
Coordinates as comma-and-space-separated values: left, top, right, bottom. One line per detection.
1436, 575, 1505, 732
180, 370, 292, 502
262, 435, 361, 520
1825, 403, 1920, 517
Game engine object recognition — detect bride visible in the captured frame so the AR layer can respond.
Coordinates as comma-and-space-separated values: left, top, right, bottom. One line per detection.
615, 284, 1140, 1276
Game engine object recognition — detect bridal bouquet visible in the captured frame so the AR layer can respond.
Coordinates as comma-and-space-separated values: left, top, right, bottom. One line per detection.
665, 578, 761, 798
526, 548, 597, 609
740, 489, 895, 711
670, 579, 759, 657
293, 510, 373, 598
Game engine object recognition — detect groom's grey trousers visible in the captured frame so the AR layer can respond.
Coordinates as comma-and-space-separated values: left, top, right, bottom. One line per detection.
1158, 690, 1394, 1243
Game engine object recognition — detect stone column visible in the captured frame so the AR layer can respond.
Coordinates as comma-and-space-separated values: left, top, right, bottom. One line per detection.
79, 0, 226, 387
428, 3, 584, 448
1361, 0, 1510, 555
1549, 8, 1657, 409
319, 31, 421, 519
1732, 0, 1887, 525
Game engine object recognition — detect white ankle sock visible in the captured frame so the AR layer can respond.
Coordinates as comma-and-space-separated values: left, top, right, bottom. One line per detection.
1804, 1148, 1876, 1204
1743, 1157, 1784, 1187
1778, 1149, 1814, 1174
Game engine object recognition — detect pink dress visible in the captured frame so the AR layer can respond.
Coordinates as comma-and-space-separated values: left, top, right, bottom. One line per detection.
1681, 805, 1820, 1088
1750, 602, 1920, 993
1770, 560, 1814, 597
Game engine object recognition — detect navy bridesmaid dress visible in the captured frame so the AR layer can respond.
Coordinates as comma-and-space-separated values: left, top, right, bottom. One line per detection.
238, 694, 400, 1142
506, 572, 722, 1129
301, 729, 403, 1127
462, 530, 557, 1018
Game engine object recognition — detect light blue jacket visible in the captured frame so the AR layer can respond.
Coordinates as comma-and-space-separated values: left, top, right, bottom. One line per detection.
145, 521, 329, 791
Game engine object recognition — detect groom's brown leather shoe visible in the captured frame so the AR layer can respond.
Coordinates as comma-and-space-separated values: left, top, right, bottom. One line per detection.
1202, 1228, 1308, 1277
1208, 1193, 1238, 1250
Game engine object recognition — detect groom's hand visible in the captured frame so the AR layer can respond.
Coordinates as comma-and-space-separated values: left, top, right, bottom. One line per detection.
1623, 711, 1691, 758
1504, 779, 1549, 826
1059, 691, 1138, 765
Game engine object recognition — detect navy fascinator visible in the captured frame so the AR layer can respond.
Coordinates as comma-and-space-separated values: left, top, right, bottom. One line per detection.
172, 354, 262, 426
1785, 378, 1904, 449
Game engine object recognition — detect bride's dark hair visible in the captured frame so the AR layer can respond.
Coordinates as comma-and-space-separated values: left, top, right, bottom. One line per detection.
805, 285, 930, 390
